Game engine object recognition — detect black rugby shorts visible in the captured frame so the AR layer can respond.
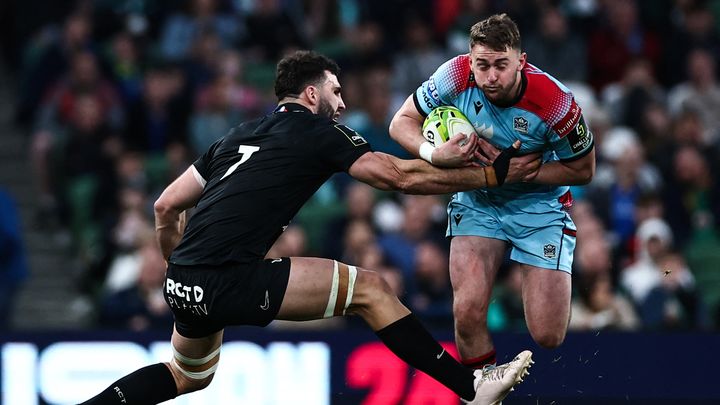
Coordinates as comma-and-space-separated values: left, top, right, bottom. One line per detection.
164, 258, 291, 338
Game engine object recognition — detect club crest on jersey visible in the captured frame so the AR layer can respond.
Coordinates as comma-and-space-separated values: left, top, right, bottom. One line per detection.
543, 244, 557, 259
335, 124, 367, 146
513, 116, 529, 134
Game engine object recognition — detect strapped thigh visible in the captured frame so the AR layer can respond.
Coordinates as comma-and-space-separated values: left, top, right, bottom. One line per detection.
172, 344, 221, 380
323, 260, 358, 318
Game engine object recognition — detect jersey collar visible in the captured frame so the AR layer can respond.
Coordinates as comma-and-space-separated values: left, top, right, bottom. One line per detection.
488, 70, 527, 108
274, 102, 312, 114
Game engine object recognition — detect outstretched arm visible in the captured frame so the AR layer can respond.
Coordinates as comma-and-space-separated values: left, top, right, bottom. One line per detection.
153, 166, 204, 259
348, 141, 532, 194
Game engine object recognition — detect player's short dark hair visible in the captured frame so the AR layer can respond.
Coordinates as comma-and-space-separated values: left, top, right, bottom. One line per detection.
469, 13, 521, 52
274, 50, 340, 100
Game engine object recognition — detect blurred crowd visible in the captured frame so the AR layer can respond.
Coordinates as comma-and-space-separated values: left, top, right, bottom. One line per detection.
2, 0, 720, 333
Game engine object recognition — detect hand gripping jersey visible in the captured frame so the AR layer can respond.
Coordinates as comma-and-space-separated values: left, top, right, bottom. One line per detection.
414, 54, 594, 202
170, 103, 371, 266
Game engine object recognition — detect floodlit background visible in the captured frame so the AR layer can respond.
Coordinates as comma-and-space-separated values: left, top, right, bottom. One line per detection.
0, 0, 719, 403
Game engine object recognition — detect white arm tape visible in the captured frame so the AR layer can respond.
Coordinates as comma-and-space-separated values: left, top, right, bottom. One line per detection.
191, 165, 207, 188
419, 141, 434, 164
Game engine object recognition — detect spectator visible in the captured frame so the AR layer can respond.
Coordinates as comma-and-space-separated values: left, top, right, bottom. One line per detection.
189, 75, 245, 155
0, 189, 29, 330
587, 0, 662, 92
570, 232, 639, 331
98, 229, 173, 331
569, 271, 640, 331
523, 6, 587, 83
378, 195, 445, 287
30, 50, 123, 225
410, 241, 453, 328
667, 48, 720, 144
391, 13, 448, 101
601, 58, 665, 134
446, 0, 494, 55
648, 252, 707, 330
345, 66, 412, 158
123, 64, 189, 153
322, 181, 377, 260
661, 3, 720, 86
105, 31, 145, 108
620, 217, 673, 327
159, 0, 242, 62
664, 145, 720, 248
16, 11, 95, 125
587, 127, 662, 257
241, 0, 308, 63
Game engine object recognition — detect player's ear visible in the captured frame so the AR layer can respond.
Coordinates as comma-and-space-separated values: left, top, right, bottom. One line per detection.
517, 52, 527, 70
305, 85, 317, 104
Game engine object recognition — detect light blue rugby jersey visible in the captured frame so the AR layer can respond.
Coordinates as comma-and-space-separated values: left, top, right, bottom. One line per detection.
413, 54, 594, 202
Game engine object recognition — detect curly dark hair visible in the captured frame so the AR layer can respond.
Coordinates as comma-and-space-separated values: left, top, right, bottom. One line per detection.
469, 13, 521, 52
274, 50, 340, 100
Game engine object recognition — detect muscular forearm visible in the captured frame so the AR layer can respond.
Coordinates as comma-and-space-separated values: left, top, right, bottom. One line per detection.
530, 161, 593, 186
395, 159, 497, 194
155, 208, 185, 259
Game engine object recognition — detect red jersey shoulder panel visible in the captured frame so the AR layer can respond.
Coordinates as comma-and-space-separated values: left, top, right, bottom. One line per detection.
515, 63, 582, 138
442, 54, 475, 97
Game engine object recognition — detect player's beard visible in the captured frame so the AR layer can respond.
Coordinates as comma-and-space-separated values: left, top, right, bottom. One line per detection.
485, 72, 521, 105
318, 97, 336, 120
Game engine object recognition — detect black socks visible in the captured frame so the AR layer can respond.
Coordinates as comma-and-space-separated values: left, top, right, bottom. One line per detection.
375, 314, 476, 401
79, 363, 178, 405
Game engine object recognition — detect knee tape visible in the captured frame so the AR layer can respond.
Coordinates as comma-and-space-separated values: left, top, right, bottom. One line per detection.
323, 261, 357, 318
172, 345, 221, 380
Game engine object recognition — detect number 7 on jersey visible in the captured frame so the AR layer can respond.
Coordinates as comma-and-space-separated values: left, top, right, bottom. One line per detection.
220, 145, 260, 180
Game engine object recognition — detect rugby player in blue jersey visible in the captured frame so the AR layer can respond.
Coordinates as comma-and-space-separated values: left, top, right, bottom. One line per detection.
391, 13, 595, 373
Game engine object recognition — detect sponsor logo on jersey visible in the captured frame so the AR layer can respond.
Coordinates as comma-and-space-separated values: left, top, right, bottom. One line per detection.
453, 213, 463, 225
513, 116, 529, 134
422, 91, 434, 110
427, 77, 440, 104
567, 116, 592, 154
335, 125, 367, 146
553, 99, 581, 138
474, 101, 483, 115
543, 244, 557, 259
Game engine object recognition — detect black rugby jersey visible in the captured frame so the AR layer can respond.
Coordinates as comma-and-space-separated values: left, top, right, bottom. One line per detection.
169, 103, 371, 266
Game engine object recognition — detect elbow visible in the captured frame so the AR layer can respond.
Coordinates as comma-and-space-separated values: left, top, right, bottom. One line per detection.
388, 118, 400, 142
577, 165, 595, 185
578, 172, 594, 186
153, 197, 172, 218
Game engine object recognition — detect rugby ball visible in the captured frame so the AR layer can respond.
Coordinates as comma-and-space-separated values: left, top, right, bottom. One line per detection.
421, 106, 476, 147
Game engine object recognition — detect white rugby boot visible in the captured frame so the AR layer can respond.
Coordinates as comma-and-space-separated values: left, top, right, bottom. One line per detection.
464, 350, 533, 405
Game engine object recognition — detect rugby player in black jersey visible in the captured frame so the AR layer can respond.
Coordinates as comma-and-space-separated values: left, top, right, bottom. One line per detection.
81, 50, 538, 405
